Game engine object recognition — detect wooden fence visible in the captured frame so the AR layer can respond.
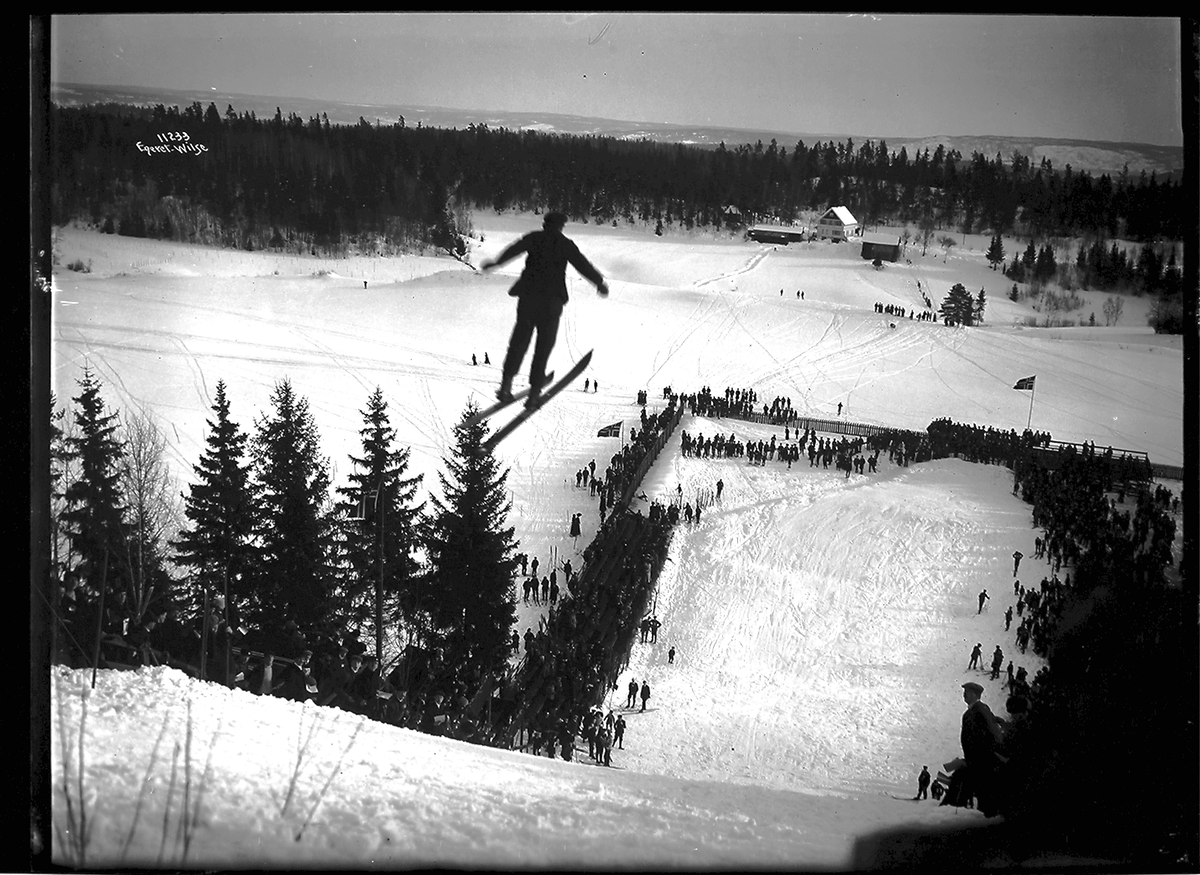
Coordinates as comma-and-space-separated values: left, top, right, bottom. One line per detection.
1151, 463, 1185, 481
693, 407, 919, 440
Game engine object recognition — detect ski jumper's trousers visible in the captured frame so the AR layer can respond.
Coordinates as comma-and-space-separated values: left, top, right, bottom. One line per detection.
503, 295, 563, 392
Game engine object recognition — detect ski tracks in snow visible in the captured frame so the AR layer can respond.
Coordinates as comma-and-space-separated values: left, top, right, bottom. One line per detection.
692, 247, 773, 292
643, 247, 774, 388
623, 443, 1018, 798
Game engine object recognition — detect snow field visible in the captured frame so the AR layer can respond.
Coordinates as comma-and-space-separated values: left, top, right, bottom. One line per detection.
46, 218, 1182, 867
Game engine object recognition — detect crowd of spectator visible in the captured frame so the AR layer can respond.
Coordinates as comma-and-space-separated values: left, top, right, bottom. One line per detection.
1015, 445, 1178, 603
669, 385, 761, 420
491, 395, 685, 757
504, 499, 679, 761
968, 432, 1185, 858
925, 418, 1052, 467
681, 426, 888, 477
600, 399, 684, 508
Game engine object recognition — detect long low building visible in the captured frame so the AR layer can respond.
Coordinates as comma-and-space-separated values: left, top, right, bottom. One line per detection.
747, 225, 807, 244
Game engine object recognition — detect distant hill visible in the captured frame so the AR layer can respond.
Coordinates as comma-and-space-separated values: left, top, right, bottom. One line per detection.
883, 135, 1182, 182
50, 81, 1183, 181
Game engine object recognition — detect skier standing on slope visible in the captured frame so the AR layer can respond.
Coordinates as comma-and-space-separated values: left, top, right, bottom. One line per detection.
479, 212, 609, 407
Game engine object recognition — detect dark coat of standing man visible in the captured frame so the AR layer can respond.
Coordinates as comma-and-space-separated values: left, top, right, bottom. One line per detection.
479, 212, 609, 407
943, 681, 1005, 816
1012, 550, 1024, 577
978, 588, 990, 614
917, 765, 931, 800
990, 646, 1004, 679
640, 681, 651, 712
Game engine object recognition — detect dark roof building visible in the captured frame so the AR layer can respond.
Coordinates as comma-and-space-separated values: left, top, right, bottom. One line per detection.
748, 225, 807, 244
860, 233, 902, 263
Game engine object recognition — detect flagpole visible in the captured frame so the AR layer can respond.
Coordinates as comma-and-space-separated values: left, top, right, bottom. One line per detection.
1027, 379, 1035, 429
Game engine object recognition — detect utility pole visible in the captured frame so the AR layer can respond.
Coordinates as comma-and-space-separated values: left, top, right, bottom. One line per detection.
376, 484, 385, 663
90, 549, 109, 689
223, 566, 231, 685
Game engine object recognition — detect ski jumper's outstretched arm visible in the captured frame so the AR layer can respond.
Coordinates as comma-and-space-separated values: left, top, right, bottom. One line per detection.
484, 236, 532, 270
566, 245, 607, 294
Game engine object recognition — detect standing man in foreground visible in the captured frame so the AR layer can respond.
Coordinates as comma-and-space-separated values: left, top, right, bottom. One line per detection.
479, 212, 609, 408
941, 681, 1005, 816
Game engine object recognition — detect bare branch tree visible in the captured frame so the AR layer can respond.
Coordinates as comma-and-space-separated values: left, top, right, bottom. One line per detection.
118, 405, 184, 623
52, 400, 83, 575
939, 235, 957, 263
1102, 295, 1124, 327
918, 217, 936, 256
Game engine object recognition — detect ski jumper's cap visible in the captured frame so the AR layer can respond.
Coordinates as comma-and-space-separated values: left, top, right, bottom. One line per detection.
962, 682, 984, 695
543, 212, 568, 229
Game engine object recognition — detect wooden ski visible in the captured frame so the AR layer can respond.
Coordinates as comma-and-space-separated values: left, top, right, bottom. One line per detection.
482, 351, 593, 451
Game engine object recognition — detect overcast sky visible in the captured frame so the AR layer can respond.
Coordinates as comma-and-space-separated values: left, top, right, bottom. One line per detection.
50, 13, 1184, 146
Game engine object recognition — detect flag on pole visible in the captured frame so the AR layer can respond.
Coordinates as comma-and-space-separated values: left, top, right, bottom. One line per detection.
597, 421, 623, 438
1013, 376, 1036, 391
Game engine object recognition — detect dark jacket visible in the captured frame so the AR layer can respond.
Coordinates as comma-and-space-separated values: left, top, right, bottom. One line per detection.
278, 661, 317, 702
492, 229, 604, 304
961, 700, 1004, 767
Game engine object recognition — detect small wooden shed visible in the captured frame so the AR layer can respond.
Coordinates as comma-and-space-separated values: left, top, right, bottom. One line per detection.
861, 233, 902, 263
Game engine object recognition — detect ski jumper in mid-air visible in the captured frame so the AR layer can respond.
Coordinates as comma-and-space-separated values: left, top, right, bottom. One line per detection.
479, 212, 608, 407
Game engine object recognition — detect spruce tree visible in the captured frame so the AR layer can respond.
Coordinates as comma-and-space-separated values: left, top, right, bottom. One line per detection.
50, 394, 71, 660
1021, 240, 1037, 273
1035, 244, 1058, 285
985, 234, 1005, 270
334, 387, 424, 656
974, 287, 987, 324
174, 380, 258, 619
59, 368, 128, 659
250, 378, 334, 644
421, 404, 518, 687
939, 282, 976, 326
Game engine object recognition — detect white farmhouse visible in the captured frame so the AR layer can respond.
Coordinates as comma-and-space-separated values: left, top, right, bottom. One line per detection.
815, 205, 860, 241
